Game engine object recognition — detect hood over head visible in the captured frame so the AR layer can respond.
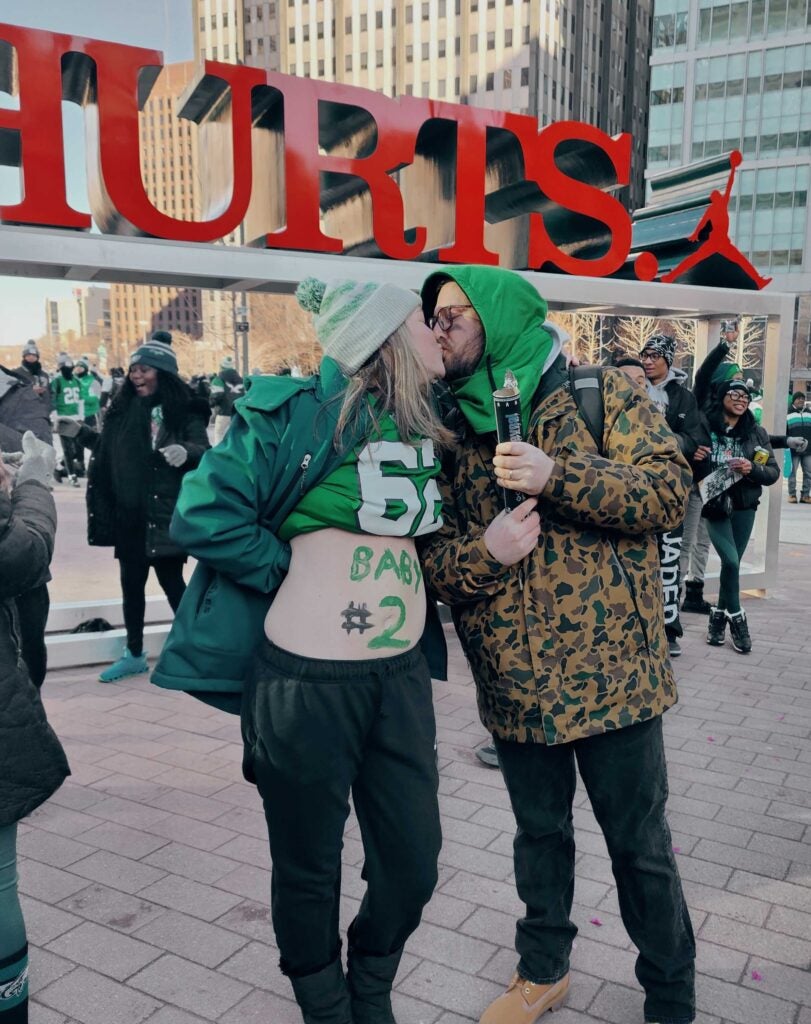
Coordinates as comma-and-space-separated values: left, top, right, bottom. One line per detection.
421, 266, 557, 434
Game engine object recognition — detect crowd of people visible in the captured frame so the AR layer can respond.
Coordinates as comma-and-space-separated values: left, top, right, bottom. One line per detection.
0, 277, 808, 1024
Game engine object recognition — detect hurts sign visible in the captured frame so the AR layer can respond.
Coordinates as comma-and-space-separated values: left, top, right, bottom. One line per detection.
0, 21, 765, 287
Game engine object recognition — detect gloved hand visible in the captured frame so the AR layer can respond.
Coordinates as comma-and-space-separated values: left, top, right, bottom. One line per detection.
57, 417, 82, 438
16, 431, 56, 489
787, 436, 809, 453
160, 444, 188, 468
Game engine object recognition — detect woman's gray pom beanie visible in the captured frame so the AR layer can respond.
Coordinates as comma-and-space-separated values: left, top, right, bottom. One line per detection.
295, 277, 420, 375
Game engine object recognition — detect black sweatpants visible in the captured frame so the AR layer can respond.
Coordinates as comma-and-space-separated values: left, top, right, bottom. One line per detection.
241, 640, 441, 978
118, 554, 186, 657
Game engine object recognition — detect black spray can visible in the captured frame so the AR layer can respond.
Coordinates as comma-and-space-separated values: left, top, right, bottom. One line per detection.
493, 369, 527, 512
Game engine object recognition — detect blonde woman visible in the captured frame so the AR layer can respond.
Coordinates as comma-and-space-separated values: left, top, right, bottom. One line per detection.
170, 278, 451, 1024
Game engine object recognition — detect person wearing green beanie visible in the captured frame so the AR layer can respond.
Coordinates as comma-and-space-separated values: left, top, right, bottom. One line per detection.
418, 266, 696, 1024
169, 276, 451, 1024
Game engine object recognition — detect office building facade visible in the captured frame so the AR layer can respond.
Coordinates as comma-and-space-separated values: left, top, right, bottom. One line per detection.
194, 0, 654, 211
647, 0, 811, 387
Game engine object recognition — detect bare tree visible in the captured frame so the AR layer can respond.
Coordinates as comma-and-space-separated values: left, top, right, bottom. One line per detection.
613, 315, 664, 356
735, 315, 766, 371
247, 294, 320, 375
548, 312, 609, 364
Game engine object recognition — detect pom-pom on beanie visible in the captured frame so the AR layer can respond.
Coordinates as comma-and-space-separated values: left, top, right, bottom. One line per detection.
22, 340, 39, 357
151, 330, 173, 346
130, 339, 178, 376
295, 277, 420, 375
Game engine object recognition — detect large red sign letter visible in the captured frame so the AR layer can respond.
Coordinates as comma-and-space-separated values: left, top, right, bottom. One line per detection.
84, 50, 264, 241
0, 24, 91, 229
262, 74, 427, 259
526, 122, 632, 277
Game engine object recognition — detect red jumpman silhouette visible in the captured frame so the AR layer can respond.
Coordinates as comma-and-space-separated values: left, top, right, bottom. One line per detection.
661, 152, 771, 289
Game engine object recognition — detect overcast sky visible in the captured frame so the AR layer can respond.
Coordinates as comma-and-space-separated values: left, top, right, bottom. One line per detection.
0, 0, 193, 349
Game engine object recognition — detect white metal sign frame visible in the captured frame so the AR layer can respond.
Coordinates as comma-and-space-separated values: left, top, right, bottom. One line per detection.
0, 225, 795, 664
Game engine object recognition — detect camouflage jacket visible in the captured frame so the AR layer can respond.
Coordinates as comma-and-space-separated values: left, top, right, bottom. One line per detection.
419, 364, 692, 745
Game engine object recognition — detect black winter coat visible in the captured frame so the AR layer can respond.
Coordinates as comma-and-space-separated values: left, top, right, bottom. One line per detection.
83, 396, 210, 559
0, 367, 53, 451
0, 480, 70, 826
661, 379, 710, 461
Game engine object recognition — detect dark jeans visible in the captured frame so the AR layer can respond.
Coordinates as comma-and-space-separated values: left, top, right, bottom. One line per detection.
789, 451, 811, 498
118, 554, 186, 657
60, 434, 84, 477
16, 583, 49, 688
242, 640, 441, 978
705, 509, 756, 614
494, 717, 695, 1024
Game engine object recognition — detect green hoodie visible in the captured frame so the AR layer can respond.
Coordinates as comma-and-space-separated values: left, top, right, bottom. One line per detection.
421, 266, 554, 435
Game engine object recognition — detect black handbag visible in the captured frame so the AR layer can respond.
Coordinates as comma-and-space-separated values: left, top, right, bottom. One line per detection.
701, 491, 733, 521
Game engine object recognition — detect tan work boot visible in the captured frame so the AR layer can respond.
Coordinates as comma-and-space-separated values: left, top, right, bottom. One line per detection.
480, 972, 569, 1023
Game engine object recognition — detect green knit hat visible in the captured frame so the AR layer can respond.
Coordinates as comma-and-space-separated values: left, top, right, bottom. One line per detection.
295, 277, 420, 375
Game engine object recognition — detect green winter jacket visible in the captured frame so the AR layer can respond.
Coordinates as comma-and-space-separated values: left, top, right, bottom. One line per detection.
51, 374, 83, 417
77, 373, 101, 417
152, 359, 448, 709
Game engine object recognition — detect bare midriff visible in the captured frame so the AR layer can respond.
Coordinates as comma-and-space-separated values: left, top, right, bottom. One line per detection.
264, 528, 427, 660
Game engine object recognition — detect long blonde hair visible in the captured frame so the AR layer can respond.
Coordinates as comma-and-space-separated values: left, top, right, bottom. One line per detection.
334, 323, 455, 450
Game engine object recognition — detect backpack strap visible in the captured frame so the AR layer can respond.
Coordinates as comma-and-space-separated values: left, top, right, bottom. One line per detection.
569, 365, 606, 457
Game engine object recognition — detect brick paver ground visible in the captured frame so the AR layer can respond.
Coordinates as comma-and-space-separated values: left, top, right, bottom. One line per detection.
23, 513, 811, 1024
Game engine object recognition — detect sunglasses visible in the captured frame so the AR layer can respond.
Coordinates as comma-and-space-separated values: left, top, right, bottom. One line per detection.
428, 304, 476, 332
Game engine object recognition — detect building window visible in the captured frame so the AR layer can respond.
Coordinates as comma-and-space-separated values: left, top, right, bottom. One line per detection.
376, 10, 383, 28
289, 28, 295, 43
438, 39, 446, 57
422, 2, 430, 17
361, 52, 368, 69
303, 24, 310, 41
422, 42, 430, 59
223, 43, 230, 59
521, 67, 529, 87
222, 11, 229, 27
455, 37, 461, 55
345, 16, 352, 32
406, 5, 413, 24
505, 28, 513, 47
318, 59, 325, 75
210, 14, 217, 28
487, 31, 495, 50
486, 72, 494, 90
470, 74, 478, 92
199, 16, 205, 31
345, 54, 353, 71
406, 44, 413, 59
438, 79, 447, 97
470, 33, 478, 52
503, 69, 512, 88
376, 49, 384, 66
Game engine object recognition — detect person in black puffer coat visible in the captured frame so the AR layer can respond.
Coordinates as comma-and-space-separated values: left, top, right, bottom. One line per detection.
63, 340, 210, 683
695, 380, 779, 655
0, 443, 70, 1024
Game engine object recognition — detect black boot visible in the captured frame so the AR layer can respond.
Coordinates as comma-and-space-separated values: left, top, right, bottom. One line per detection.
289, 958, 353, 1024
727, 610, 752, 654
682, 580, 711, 615
347, 944, 403, 1024
707, 607, 726, 646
